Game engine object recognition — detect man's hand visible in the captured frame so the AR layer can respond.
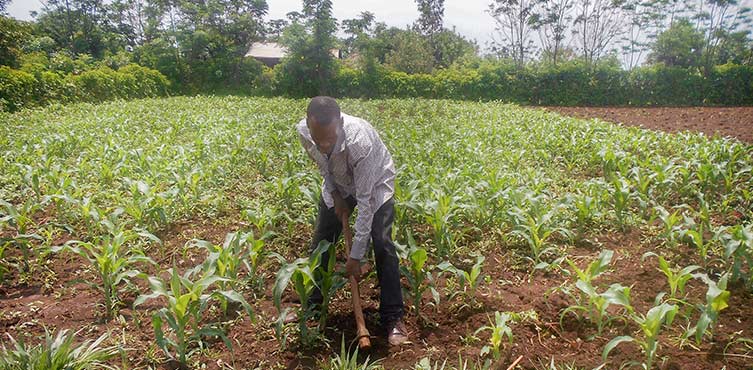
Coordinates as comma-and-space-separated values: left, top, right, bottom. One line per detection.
332, 190, 349, 221
345, 257, 362, 282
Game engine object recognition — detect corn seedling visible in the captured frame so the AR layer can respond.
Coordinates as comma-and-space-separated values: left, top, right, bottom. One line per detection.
475, 310, 537, 363
133, 264, 252, 366
421, 189, 462, 257
716, 224, 753, 289
508, 200, 573, 269
609, 177, 633, 230
325, 335, 382, 370
603, 300, 678, 370
684, 273, 730, 345
654, 205, 683, 247
0, 328, 117, 370
561, 250, 632, 335
52, 219, 159, 320
398, 231, 440, 322
273, 241, 336, 347
475, 311, 513, 362
191, 230, 270, 299
438, 255, 485, 309
641, 252, 700, 300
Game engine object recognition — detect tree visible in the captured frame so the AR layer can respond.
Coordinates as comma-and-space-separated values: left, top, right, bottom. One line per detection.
414, 0, 445, 36
710, 29, 752, 65
0, 16, 33, 67
277, 0, 338, 96
0, 0, 9, 14
694, 0, 753, 73
432, 28, 478, 68
649, 18, 705, 68
266, 19, 289, 42
488, 0, 538, 66
533, 0, 574, 66
342, 11, 375, 55
35, 0, 118, 58
572, 0, 626, 65
384, 29, 435, 73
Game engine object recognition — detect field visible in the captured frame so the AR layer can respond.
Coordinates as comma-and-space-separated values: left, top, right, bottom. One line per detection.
1, 97, 752, 369
542, 107, 753, 144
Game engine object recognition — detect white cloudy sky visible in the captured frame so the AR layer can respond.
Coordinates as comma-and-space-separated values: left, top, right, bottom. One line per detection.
7, 0, 499, 46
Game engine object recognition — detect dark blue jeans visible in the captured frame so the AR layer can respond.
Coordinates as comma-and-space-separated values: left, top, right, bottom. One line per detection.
309, 196, 405, 327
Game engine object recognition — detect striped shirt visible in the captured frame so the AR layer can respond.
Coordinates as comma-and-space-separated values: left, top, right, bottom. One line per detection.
296, 113, 396, 260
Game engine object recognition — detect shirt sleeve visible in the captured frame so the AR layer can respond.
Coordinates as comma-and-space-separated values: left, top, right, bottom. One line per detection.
298, 130, 336, 197
349, 133, 379, 261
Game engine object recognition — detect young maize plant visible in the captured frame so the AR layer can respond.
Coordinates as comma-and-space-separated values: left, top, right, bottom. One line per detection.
190, 230, 270, 302
438, 255, 485, 310
325, 335, 382, 370
398, 231, 440, 322
273, 241, 342, 347
421, 188, 463, 257
603, 300, 678, 370
52, 218, 159, 320
134, 264, 252, 367
561, 250, 632, 335
508, 198, 574, 270
685, 273, 730, 345
654, 205, 683, 247
609, 177, 633, 230
716, 224, 753, 289
0, 199, 44, 277
475, 310, 538, 363
0, 328, 118, 370
642, 252, 700, 300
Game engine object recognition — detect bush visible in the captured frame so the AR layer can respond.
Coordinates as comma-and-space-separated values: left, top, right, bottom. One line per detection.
0, 64, 170, 112
328, 62, 753, 106
0, 66, 36, 111
706, 64, 753, 105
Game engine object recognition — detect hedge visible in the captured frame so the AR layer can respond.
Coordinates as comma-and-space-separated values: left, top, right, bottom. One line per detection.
0, 64, 170, 112
324, 62, 753, 106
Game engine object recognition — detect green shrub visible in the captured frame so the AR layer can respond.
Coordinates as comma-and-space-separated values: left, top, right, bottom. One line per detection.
0, 66, 36, 111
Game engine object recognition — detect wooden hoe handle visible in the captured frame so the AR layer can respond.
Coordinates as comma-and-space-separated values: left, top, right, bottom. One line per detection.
342, 217, 371, 350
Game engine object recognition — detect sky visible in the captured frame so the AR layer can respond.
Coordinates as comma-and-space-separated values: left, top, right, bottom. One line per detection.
6, 0, 499, 47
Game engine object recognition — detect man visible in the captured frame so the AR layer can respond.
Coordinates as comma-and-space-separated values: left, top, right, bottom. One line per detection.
295, 96, 408, 346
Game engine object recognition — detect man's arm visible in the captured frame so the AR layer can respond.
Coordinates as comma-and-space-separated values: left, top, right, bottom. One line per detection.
349, 135, 380, 261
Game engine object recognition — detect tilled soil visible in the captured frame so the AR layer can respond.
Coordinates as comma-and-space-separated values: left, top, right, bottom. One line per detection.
539, 107, 753, 143
2, 221, 753, 369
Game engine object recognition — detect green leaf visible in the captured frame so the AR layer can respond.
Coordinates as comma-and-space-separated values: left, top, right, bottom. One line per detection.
602, 335, 634, 361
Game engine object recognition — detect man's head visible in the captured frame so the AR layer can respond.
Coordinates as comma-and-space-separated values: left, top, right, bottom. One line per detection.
306, 96, 343, 156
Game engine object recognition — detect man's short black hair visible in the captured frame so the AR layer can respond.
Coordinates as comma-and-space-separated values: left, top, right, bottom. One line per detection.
307, 96, 341, 126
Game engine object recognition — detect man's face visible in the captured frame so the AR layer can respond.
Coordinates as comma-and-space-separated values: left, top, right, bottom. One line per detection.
307, 115, 342, 156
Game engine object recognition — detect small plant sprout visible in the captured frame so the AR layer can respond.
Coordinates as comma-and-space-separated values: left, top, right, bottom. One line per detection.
508, 198, 573, 269
398, 231, 440, 322
273, 241, 342, 346
52, 219, 159, 320
475, 310, 537, 363
685, 273, 731, 345
134, 264, 252, 366
0, 328, 118, 369
642, 252, 700, 300
561, 250, 632, 335
438, 255, 485, 309
603, 300, 678, 370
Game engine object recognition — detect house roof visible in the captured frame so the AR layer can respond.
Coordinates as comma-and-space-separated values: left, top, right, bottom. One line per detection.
245, 42, 287, 59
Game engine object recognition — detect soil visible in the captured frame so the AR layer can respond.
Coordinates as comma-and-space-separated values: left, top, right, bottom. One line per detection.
2, 216, 753, 370
538, 107, 753, 143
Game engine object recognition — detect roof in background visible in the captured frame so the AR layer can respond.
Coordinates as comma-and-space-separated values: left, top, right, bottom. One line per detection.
245, 42, 288, 59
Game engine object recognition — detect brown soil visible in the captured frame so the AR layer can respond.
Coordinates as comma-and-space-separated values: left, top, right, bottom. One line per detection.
539, 107, 753, 143
2, 220, 753, 369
